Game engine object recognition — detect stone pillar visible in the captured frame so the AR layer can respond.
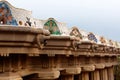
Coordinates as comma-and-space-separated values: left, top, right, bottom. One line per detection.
70, 73, 89, 80
99, 70, 103, 80
93, 70, 100, 80
60, 75, 74, 80
81, 72, 89, 80
91, 72, 94, 80
74, 74, 82, 80
3, 57, 11, 72
107, 67, 114, 80
100, 69, 108, 80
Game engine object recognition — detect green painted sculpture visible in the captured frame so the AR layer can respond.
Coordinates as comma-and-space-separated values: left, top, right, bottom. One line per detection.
44, 18, 61, 35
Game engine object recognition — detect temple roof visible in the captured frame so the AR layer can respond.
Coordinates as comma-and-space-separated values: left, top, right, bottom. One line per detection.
0, 0, 119, 48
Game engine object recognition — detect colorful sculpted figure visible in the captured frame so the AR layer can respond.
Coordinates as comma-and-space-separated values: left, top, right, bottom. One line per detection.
88, 32, 97, 42
44, 18, 61, 35
26, 17, 31, 26
100, 37, 106, 44
0, 2, 18, 25
70, 27, 82, 40
0, 7, 7, 24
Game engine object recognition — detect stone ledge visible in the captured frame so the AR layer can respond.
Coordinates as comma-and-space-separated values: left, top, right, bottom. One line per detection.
0, 26, 45, 34
61, 68, 81, 75
95, 64, 105, 69
81, 65, 95, 72
0, 72, 22, 80
40, 50, 72, 55
36, 70, 60, 79
105, 63, 113, 67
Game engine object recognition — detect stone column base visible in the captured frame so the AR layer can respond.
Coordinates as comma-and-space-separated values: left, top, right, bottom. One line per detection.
0, 72, 22, 80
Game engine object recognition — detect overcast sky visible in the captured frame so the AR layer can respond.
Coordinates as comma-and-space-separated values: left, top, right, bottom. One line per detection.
7, 0, 120, 41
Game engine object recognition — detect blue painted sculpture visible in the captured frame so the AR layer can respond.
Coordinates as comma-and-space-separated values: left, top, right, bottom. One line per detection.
0, 2, 18, 25
88, 32, 97, 42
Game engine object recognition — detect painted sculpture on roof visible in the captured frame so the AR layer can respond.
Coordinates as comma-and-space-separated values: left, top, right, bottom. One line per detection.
0, 0, 36, 27
0, 1, 119, 49
26, 17, 32, 26
88, 32, 97, 42
70, 27, 82, 40
109, 40, 113, 46
44, 18, 61, 35
100, 36, 106, 44
0, 2, 17, 25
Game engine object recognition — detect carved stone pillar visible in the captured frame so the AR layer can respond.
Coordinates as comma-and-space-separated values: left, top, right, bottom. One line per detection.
60, 75, 74, 80
100, 69, 108, 80
107, 67, 114, 80
90, 72, 94, 80
72, 72, 89, 80
93, 70, 100, 80
0, 56, 12, 73
81, 72, 89, 80
55, 55, 61, 70
3, 57, 11, 72
10, 54, 19, 72
99, 70, 103, 80
75, 74, 82, 80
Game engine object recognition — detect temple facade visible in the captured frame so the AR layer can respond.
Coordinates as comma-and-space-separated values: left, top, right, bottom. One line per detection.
0, 0, 119, 80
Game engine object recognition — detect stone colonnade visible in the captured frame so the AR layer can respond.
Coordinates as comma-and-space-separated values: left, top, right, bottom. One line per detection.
0, 27, 119, 80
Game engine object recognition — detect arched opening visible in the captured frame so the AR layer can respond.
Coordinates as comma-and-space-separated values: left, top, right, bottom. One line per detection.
0, 2, 18, 25
44, 18, 61, 35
